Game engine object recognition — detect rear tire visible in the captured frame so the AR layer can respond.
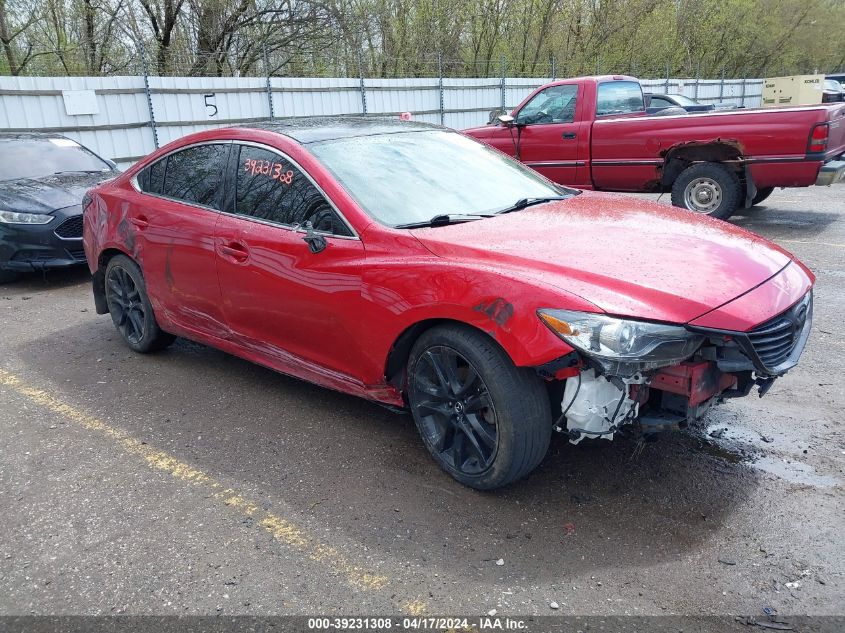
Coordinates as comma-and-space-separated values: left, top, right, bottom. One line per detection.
406, 324, 552, 490
752, 186, 775, 206
671, 162, 742, 220
104, 254, 175, 353
0, 269, 20, 284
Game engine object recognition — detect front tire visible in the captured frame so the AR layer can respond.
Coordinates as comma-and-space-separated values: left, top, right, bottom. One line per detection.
671, 162, 742, 220
406, 324, 551, 490
0, 269, 20, 284
104, 254, 175, 353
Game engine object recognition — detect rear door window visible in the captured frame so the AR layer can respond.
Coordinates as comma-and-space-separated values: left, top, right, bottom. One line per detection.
233, 144, 352, 236
157, 143, 228, 208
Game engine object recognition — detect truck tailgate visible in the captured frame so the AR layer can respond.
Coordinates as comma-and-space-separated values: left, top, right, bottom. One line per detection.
825, 104, 845, 157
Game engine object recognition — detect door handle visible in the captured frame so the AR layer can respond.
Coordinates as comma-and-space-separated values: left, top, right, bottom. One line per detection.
562, 132, 577, 139
218, 242, 249, 262
129, 216, 149, 228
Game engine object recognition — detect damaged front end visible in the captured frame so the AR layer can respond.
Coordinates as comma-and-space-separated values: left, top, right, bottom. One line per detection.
536, 291, 813, 443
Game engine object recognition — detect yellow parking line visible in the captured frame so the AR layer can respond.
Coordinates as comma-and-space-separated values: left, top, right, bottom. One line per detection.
0, 368, 389, 591
405, 599, 428, 615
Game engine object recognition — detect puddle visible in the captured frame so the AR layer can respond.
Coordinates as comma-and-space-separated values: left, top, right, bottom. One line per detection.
701, 422, 841, 488
697, 439, 744, 463
750, 456, 840, 488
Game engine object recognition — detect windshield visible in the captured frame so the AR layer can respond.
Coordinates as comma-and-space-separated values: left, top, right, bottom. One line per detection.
0, 137, 110, 182
825, 80, 842, 91
309, 130, 571, 227
669, 94, 698, 106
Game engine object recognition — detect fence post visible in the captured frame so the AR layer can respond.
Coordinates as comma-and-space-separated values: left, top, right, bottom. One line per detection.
740, 70, 747, 107
665, 61, 670, 93
357, 51, 368, 116
694, 61, 701, 100
263, 45, 275, 120
718, 66, 725, 103
437, 53, 444, 126
500, 55, 506, 112
139, 42, 159, 150
551, 55, 556, 81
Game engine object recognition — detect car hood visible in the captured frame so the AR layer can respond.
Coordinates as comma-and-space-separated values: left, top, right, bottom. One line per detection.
0, 171, 115, 214
411, 191, 797, 324
462, 125, 494, 141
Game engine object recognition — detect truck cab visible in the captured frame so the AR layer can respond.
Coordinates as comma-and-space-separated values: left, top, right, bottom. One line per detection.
467, 76, 645, 188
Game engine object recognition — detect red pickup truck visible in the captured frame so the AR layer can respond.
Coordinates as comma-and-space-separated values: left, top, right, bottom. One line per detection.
464, 75, 845, 219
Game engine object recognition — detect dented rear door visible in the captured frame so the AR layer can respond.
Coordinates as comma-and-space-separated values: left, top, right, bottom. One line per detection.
128, 142, 229, 339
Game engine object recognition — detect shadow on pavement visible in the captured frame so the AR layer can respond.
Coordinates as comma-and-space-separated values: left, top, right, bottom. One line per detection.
14, 320, 759, 585
0, 266, 90, 293
731, 208, 840, 239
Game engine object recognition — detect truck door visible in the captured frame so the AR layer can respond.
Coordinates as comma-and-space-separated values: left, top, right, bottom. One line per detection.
484, 83, 586, 186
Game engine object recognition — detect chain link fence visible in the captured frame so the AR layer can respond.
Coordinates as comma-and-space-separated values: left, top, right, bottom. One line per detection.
5, 44, 839, 81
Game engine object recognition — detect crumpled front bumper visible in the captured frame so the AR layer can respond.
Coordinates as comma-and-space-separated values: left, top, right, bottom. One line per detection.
687, 291, 813, 378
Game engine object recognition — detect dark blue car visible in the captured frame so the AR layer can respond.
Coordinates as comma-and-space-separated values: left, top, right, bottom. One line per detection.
644, 93, 740, 114
0, 133, 118, 283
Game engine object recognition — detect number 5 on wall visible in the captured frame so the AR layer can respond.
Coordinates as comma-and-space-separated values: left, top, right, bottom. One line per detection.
204, 94, 218, 117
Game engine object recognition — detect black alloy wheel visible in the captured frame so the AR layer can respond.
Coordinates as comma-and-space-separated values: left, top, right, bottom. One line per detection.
104, 254, 175, 353
406, 324, 552, 489
107, 264, 146, 346
410, 345, 499, 475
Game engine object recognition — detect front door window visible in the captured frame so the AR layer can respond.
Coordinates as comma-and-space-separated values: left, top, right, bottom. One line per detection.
516, 85, 578, 125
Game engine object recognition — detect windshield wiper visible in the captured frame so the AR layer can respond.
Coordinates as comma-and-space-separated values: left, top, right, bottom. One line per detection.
495, 196, 570, 215
51, 169, 108, 176
394, 213, 495, 229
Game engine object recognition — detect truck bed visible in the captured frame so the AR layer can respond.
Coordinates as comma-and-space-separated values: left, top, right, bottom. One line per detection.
589, 104, 845, 192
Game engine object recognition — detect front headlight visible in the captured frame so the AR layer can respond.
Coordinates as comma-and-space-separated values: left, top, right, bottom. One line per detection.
0, 210, 54, 225
538, 309, 704, 368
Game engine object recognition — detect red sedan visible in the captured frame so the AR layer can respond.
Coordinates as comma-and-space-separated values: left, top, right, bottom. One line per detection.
83, 119, 814, 489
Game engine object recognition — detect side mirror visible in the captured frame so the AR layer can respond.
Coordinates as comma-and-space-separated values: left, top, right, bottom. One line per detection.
105, 159, 118, 170
301, 221, 328, 254
497, 114, 515, 126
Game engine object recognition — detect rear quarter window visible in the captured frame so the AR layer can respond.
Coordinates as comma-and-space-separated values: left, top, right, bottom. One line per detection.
157, 143, 228, 208
596, 81, 645, 116
138, 158, 165, 194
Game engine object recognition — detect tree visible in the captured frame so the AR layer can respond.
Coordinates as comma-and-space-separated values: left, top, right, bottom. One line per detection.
0, 0, 39, 74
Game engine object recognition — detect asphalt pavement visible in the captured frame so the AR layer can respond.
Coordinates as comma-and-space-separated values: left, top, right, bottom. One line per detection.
0, 185, 843, 622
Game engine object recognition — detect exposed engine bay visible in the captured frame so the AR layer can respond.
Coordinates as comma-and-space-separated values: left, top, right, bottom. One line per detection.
542, 291, 813, 444
557, 369, 644, 444
555, 362, 740, 444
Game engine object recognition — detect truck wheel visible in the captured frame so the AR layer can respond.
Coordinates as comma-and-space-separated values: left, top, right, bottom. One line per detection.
406, 324, 552, 490
671, 163, 742, 220
752, 187, 775, 206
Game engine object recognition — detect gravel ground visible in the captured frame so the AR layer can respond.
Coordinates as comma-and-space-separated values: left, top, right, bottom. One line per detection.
0, 184, 842, 623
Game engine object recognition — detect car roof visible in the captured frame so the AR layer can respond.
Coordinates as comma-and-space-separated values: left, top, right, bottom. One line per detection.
236, 116, 443, 144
